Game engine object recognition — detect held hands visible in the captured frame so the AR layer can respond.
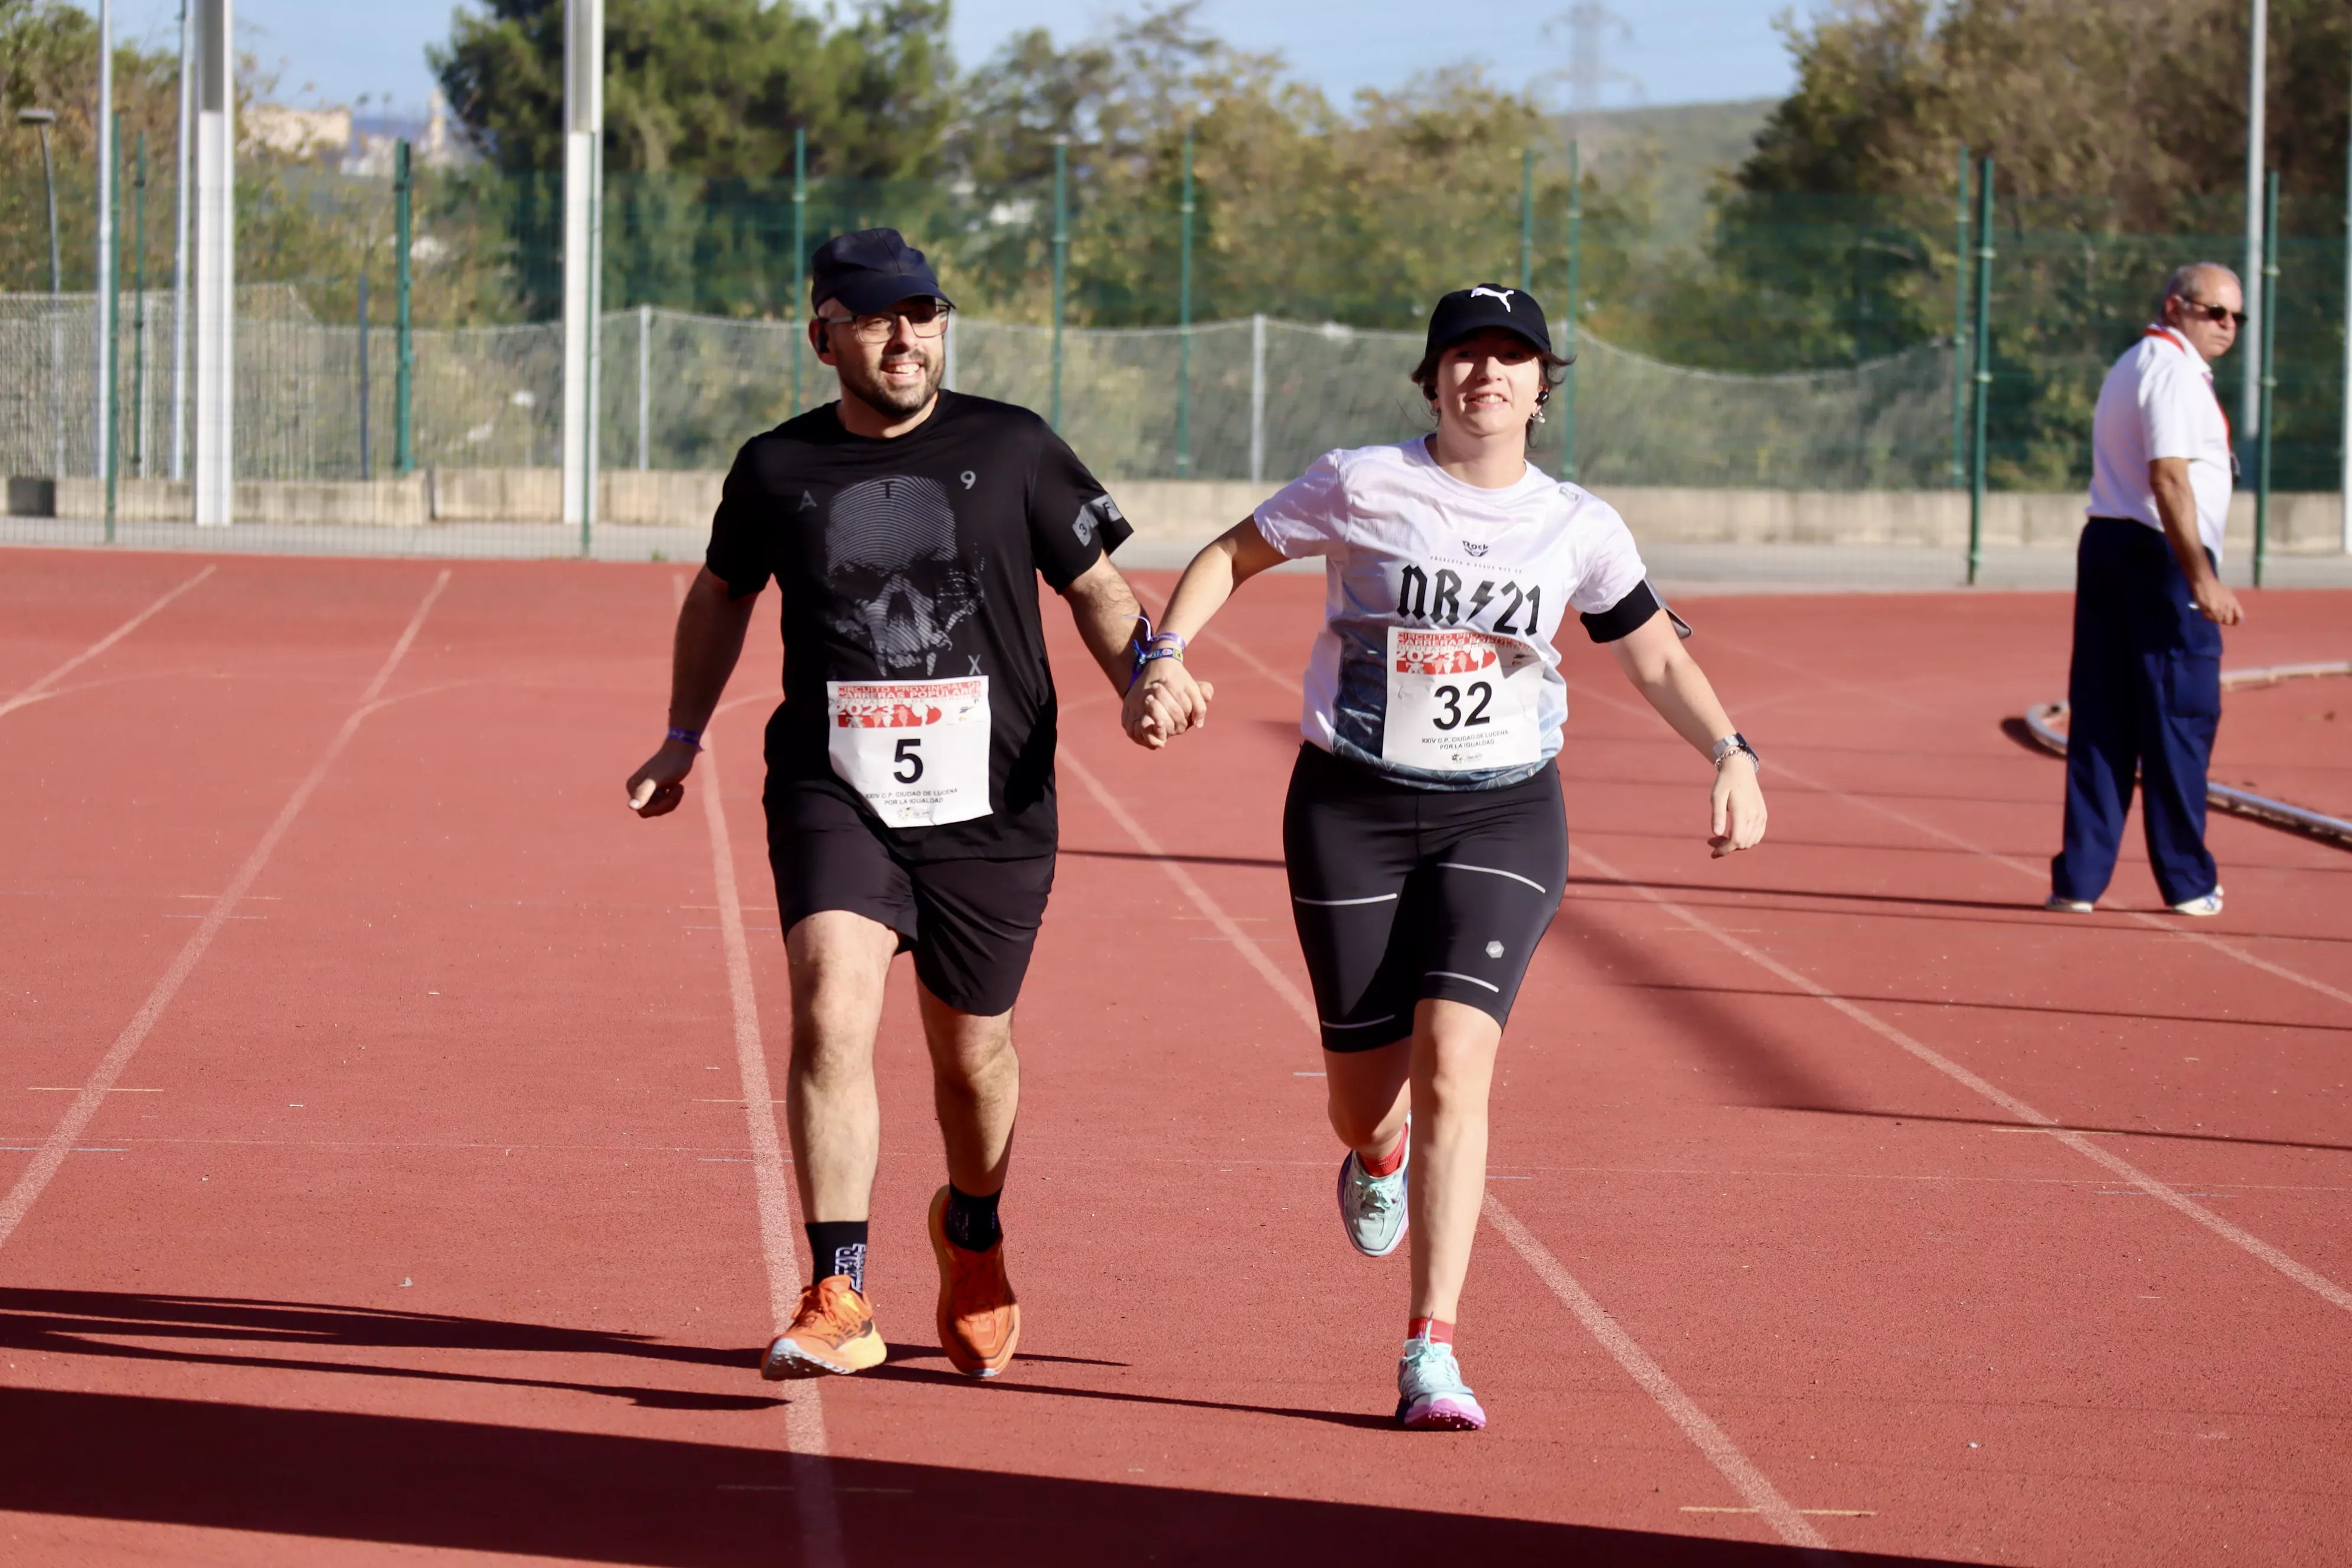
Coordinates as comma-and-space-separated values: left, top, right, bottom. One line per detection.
625, 739, 700, 817
1122, 661, 1214, 750
1708, 752, 1766, 858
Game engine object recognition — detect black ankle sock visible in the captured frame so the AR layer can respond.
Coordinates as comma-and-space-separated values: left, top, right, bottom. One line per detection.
805, 1221, 868, 1293
942, 1184, 1002, 1253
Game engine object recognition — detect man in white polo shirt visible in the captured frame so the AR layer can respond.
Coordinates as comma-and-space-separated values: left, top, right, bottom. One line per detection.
2049, 262, 2246, 917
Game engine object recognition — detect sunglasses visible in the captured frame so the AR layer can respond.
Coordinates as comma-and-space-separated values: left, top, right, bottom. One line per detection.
818, 297, 951, 342
2179, 298, 2248, 329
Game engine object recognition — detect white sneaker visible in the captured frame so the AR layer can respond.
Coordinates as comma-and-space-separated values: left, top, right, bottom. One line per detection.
1337, 1125, 1408, 1259
1396, 1336, 1485, 1431
2045, 895, 2094, 913
2170, 891, 2223, 917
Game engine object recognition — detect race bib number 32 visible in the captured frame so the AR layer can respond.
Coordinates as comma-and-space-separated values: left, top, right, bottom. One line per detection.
827, 677, 992, 828
1381, 627, 1543, 772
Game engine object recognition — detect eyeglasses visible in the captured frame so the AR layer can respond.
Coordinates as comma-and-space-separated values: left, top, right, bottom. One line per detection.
2178, 298, 2247, 329
817, 298, 950, 342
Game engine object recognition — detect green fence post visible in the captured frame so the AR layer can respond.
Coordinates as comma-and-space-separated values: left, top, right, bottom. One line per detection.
2255, 167, 2278, 588
1951, 143, 1969, 489
1561, 140, 1580, 484
791, 126, 806, 415
1051, 137, 1068, 431
1177, 130, 1194, 478
394, 140, 414, 475
132, 131, 146, 479
1518, 146, 1534, 292
1967, 155, 1995, 586
106, 112, 122, 543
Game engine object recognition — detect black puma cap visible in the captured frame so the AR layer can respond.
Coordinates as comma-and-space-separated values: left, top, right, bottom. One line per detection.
1425, 284, 1555, 358
809, 228, 954, 316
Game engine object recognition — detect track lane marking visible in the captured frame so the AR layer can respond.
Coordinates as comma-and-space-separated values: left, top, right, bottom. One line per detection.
0, 569, 447, 1257
1567, 671, 2352, 1009
1481, 1196, 1835, 1555
1570, 841, 2352, 1319
676, 573, 844, 1568
0, 563, 216, 721
1060, 746, 1839, 1556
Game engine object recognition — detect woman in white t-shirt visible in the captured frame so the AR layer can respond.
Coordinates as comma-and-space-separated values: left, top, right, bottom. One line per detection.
1126, 284, 1766, 1432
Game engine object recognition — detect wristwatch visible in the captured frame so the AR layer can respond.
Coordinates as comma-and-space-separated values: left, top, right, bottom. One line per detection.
1710, 733, 1761, 772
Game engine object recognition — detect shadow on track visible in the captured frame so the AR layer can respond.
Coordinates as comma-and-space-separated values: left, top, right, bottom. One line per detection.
0, 1385, 1972, 1566
1768, 1103, 2352, 1158
864, 1359, 1396, 1430
0, 1288, 776, 1412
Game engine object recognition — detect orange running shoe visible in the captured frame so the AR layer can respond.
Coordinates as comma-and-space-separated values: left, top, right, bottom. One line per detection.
761, 1275, 886, 1379
928, 1186, 1019, 1377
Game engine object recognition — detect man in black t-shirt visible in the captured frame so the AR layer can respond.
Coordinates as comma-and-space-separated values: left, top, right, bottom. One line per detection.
626, 229, 1145, 1384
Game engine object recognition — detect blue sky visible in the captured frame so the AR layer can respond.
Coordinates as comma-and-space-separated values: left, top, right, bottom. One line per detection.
102, 1, 1800, 118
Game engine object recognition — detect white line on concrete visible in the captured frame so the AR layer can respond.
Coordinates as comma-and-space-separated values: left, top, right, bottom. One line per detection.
0, 569, 447, 1256
1061, 746, 1837, 1554
0, 563, 215, 721
678, 573, 844, 1568
1570, 841, 2352, 1319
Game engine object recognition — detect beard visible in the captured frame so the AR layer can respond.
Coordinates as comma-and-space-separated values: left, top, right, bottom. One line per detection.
838, 340, 944, 420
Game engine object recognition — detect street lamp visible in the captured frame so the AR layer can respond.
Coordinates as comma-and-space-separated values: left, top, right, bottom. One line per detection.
17, 107, 64, 484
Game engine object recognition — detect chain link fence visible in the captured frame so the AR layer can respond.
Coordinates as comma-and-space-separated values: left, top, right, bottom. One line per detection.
1, 292, 1954, 489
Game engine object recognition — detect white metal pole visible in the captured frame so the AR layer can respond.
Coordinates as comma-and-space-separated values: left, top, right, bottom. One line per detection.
636, 301, 649, 471
171, 0, 192, 481
192, 0, 233, 526
584, 135, 602, 548
95, 0, 113, 479
560, 0, 603, 531
942, 311, 956, 391
1249, 313, 1266, 485
2240, 0, 2266, 447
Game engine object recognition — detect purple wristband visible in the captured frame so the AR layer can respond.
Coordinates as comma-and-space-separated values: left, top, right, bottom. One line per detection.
667, 726, 703, 750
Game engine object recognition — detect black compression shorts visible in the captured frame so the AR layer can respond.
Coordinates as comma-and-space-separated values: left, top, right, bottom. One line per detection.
763, 779, 1054, 1018
1282, 743, 1568, 1052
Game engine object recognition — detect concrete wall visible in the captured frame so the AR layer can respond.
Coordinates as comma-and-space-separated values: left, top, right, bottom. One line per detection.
21, 468, 2349, 555
1116, 481, 2348, 556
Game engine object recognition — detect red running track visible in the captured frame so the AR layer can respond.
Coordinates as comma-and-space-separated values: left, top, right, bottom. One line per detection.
2, 547, 2348, 1566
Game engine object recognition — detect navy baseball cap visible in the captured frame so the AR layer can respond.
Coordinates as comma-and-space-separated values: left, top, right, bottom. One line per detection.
809, 228, 953, 316
1425, 284, 1556, 360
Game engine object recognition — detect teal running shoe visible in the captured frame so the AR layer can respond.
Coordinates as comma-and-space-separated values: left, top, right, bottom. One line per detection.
1337, 1126, 1408, 1258
1396, 1335, 1486, 1431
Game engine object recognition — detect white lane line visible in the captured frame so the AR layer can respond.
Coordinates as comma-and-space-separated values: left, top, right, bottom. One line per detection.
1483, 1196, 1834, 1556
1567, 674, 2352, 1010
1061, 746, 1838, 1554
1570, 841, 2352, 1319
0, 563, 216, 721
1770, 752, 2352, 1010
1204, 630, 1301, 694
1061, 750, 1317, 1025
678, 574, 843, 1568
0, 569, 448, 1257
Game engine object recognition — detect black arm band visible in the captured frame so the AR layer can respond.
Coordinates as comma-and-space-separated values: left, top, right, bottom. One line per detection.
1579, 579, 1664, 643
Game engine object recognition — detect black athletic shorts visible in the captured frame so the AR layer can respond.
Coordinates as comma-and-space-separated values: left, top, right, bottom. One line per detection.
763, 778, 1055, 1019
1282, 743, 1569, 1053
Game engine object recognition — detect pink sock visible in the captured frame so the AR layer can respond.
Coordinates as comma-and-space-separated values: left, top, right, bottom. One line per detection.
1407, 1316, 1454, 1346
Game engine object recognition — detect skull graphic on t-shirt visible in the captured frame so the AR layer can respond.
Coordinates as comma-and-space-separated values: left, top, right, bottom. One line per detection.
824, 474, 982, 677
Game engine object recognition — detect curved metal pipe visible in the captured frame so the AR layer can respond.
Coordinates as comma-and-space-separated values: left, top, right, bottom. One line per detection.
2022, 663, 2352, 850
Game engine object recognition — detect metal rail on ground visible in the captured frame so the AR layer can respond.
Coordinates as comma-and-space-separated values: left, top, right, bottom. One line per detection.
2022, 661, 2352, 848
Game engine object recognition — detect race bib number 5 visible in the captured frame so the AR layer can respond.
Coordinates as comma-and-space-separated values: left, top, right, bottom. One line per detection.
827, 677, 992, 828
1381, 627, 1543, 772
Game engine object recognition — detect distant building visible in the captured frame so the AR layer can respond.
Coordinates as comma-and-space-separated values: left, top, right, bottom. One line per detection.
241, 91, 470, 177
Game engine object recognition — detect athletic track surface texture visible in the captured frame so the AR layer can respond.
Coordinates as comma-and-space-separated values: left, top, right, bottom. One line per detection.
2, 546, 2347, 1566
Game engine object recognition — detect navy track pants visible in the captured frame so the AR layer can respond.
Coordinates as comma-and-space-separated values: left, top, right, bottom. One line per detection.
2051, 516, 2223, 907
